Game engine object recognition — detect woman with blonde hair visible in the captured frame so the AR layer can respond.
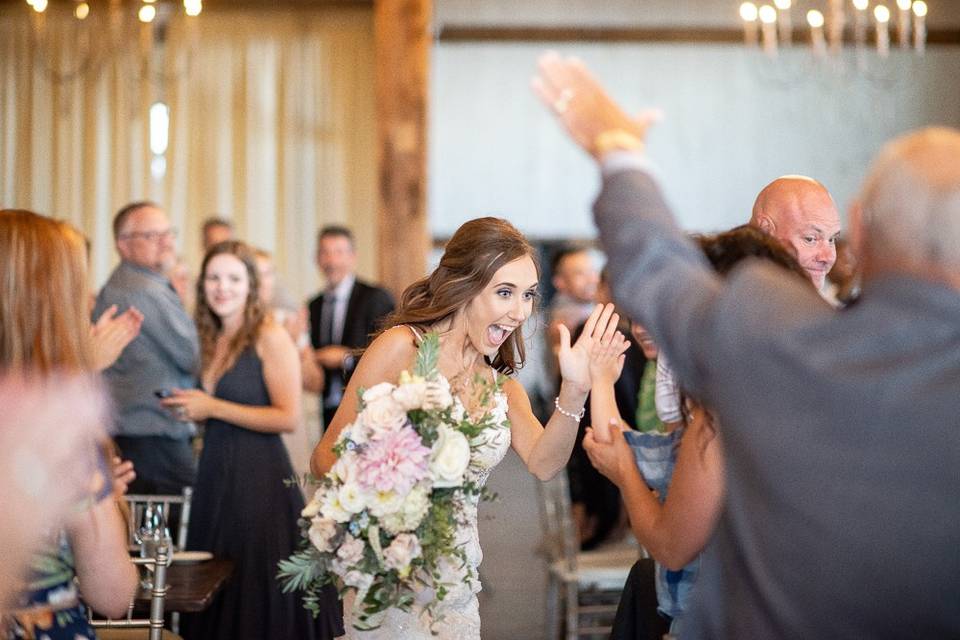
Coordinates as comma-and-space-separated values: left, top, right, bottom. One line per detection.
0, 209, 137, 640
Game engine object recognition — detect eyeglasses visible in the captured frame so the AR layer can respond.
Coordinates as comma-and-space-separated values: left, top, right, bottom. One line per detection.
120, 228, 178, 242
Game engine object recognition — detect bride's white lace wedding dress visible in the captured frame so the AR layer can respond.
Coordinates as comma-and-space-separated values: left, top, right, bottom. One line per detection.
343, 363, 512, 639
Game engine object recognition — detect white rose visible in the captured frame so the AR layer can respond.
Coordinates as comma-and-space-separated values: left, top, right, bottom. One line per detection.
380, 485, 430, 535
361, 382, 395, 404
308, 517, 338, 552
340, 420, 369, 445
367, 489, 405, 518
338, 483, 367, 514
343, 569, 374, 591
359, 395, 407, 436
336, 534, 366, 566
319, 488, 352, 523
423, 377, 453, 410
392, 378, 428, 411
383, 533, 422, 576
430, 425, 471, 488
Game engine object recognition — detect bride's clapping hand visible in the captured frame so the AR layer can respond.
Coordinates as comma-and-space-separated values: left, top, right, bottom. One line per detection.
557, 303, 624, 393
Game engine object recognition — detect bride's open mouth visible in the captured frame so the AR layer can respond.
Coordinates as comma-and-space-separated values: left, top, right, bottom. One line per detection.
487, 324, 515, 347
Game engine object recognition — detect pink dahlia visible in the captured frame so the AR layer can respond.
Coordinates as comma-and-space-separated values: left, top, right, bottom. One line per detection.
356, 424, 431, 495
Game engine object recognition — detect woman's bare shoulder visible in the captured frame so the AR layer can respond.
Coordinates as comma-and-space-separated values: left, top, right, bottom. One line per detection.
360, 326, 419, 369
255, 320, 295, 355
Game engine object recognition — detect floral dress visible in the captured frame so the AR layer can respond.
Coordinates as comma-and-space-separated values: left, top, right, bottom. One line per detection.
3, 530, 98, 640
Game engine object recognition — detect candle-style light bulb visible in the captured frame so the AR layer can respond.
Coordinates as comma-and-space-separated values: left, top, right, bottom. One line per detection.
774, 0, 793, 46
895, 0, 912, 47
759, 4, 779, 56
874, 4, 891, 57
808, 9, 827, 57
138, 3, 156, 22
852, 0, 869, 46
913, 1, 927, 54
741, 2, 760, 46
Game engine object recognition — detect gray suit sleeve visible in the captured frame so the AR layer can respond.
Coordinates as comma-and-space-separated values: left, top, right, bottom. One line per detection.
593, 168, 723, 401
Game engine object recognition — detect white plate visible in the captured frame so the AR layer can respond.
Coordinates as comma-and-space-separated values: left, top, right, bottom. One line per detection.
171, 550, 213, 564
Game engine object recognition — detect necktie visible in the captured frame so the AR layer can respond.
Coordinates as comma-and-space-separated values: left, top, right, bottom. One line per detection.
321, 292, 335, 347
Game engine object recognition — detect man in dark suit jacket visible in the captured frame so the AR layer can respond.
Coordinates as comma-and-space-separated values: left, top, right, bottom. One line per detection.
308, 225, 395, 428
536, 53, 960, 638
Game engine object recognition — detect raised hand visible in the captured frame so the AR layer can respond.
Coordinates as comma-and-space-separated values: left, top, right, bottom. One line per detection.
589, 329, 628, 387
532, 51, 660, 160
557, 303, 624, 393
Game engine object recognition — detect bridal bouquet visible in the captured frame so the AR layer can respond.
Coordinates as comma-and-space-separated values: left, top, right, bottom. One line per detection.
279, 333, 505, 629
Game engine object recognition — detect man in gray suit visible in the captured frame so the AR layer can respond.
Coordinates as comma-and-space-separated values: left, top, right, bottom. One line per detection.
535, 53, 960, 638
95, 201, 200, 496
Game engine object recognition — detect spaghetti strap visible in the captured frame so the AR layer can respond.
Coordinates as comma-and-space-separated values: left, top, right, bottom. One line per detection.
396, 324, 424, 345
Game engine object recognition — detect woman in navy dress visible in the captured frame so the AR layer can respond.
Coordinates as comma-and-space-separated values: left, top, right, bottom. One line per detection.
164, 241, 342, 640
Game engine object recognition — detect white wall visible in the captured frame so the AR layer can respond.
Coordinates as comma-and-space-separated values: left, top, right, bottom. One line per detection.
436, 0, 960, 28
428, 2, 960, 240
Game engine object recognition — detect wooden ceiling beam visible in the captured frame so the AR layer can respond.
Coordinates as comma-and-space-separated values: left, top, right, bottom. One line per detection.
437, 24, 960, 46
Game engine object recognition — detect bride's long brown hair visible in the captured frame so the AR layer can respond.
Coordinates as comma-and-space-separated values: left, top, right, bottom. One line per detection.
382, 217, 539, 374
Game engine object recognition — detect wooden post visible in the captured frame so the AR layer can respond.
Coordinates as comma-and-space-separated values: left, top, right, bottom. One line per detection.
374, 0, 431, 300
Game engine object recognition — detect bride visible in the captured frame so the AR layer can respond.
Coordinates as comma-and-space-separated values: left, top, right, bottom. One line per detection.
310, 216, 625, 639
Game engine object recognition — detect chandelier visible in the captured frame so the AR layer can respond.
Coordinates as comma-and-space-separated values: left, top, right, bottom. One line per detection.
737, 0, 928, 58
23, 0, 202, 86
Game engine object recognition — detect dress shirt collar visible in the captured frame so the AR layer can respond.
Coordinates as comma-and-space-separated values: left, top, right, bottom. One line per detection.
328, 273, 356, 302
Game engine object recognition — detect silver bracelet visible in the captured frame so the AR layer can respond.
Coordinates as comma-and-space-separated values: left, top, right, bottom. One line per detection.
554, 396, 586, 422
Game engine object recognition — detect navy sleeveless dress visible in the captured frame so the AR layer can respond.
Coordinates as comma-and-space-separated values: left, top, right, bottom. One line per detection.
181, 347, 343, 640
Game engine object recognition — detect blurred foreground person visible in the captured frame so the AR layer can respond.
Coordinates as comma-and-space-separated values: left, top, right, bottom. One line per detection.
0, 209, 137, 639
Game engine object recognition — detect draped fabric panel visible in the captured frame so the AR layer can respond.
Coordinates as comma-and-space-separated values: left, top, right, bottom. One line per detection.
0, 7, 377, 301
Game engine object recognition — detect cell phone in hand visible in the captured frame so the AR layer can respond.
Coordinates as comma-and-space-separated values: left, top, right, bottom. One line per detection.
154, 389, 173, 399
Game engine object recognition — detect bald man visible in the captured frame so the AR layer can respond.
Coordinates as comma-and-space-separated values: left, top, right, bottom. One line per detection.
749, 176, 842, 290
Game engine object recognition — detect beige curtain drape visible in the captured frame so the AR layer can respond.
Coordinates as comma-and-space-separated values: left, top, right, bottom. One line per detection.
0, 6, 376, 301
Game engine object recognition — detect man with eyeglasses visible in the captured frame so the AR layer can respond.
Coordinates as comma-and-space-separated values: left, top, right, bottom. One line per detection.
94, 201, 200, 499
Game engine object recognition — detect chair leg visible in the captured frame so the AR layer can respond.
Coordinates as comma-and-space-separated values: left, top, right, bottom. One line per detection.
565, 582, 578, 640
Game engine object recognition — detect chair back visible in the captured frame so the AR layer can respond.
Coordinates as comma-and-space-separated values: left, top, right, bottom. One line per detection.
123, 488, 193, 552
89, 542, 171, 640
537, 470, 581, 572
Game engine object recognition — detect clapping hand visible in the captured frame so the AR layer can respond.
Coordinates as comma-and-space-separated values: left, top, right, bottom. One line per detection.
91, 305, 144, 372
112, 457, 136, 497
589, 327, 628, 387
558, 303, 626, 394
